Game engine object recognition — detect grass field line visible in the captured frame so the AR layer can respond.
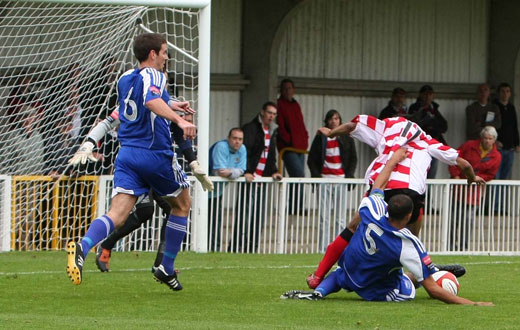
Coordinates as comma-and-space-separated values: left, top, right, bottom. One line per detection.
1, 260, 518, 277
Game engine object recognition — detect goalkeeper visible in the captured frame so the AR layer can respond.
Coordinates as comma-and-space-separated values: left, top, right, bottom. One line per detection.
69, 104, 213, 272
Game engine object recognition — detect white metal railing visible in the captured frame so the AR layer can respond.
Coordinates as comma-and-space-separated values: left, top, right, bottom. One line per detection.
1, 175, 519, 255
104, 177, 520, 255
0, 175, 12, 251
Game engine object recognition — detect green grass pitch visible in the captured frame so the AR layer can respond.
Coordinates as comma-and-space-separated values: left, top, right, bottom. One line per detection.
0, 252, 518, 329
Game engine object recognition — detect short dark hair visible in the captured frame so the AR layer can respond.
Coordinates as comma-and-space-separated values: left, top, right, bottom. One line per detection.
323, 109, 342, 126
419, 84, 434, 93
228, 127, 243, 137
262, 101, 277, 111
387, 194, 414, 222
133, 33, 167, 63
497, 82, 511, 93
392, 87, 406, 96
279, 78, 294, 94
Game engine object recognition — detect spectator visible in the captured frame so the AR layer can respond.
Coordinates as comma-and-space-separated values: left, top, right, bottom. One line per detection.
448, 126, 501, 250
408, 84, 448, 178
307, 109, 357, 251
80, 56, 119, 141
0, 106, 45, 175
465, 83, 501, 140
277, 78, 308, 213
40, 68, 78, 177
378, 87, 407, 120
493, 83, 520, 180
47, 116, 81, 180
0, 75, 45, 175
232, 101, 282, 253
6, 75, 41, 127
208, 128, 247, 252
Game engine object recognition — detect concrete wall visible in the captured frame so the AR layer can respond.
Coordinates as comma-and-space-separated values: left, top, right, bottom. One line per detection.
241, 0, 303, 123
489, 0, 520, 179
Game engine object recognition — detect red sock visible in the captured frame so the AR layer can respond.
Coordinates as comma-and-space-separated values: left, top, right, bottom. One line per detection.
315, 235, 349, 278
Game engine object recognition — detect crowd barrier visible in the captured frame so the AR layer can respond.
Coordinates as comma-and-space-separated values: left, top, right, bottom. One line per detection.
1, 175, 519, 255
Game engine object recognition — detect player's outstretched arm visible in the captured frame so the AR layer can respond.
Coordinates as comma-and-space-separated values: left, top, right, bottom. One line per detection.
190, 160, 214, 192
68, 114, 119, 165
456, 157, 485, 185
147, 98, 196, 139
320, 122, 357, 138
422, 276, 494, 306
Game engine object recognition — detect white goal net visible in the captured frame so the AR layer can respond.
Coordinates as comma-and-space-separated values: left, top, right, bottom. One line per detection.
0, 0, 207, 251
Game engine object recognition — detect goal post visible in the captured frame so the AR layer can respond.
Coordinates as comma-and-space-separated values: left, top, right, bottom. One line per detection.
0, 0, 211, 252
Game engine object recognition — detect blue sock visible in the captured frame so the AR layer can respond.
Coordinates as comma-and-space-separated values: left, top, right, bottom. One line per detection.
315, 269, 342, 297
161, 215, 187, 275
80, 215, 115, 259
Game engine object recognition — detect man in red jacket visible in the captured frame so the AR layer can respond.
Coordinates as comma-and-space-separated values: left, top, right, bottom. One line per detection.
448, 126, 501, 250
277, 79, 309, 213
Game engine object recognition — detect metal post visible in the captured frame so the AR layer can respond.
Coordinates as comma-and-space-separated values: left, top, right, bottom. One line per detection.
192, 1, 211, 252
440, 182, 450, 252
277, 180, 288, 254
0, 176, 12, 252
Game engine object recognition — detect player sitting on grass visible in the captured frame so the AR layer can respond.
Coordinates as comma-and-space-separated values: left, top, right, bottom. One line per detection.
69, 107, 212, 273
283, 148, 493, 306
306, 115, 485, 289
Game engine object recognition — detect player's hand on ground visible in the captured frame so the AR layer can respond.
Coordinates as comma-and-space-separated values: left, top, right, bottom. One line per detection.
474, 301, 494, 306
318, 127, 331, 137
171, 100, 196, 114
68, 141, 98, 165
189, 160, 214, 192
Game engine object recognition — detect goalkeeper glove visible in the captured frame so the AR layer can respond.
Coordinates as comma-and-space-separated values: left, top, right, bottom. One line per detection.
189, 160, 214, 192
68, 141, 98, 165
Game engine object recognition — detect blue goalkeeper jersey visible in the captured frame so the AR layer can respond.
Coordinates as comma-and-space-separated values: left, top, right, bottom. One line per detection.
116, 67, 172, 150
339, 189, 436, 301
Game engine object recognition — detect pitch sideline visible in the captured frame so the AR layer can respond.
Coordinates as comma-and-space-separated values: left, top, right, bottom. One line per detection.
0, 260, 518, 277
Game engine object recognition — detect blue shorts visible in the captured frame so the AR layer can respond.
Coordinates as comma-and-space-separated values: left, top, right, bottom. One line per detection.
113, 146, 189, 197
384, 273, 416, 302
333, 267, 416, 302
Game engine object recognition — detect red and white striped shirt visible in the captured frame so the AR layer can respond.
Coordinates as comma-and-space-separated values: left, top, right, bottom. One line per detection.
254, 126, 270, 177
351, 115, 459, 194
321, 137, 345, 178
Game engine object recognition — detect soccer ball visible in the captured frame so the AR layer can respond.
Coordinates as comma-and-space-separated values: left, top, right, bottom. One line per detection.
431, 271, 459, 295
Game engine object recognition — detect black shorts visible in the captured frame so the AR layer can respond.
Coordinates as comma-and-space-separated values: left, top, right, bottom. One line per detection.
366, 188, 425, 224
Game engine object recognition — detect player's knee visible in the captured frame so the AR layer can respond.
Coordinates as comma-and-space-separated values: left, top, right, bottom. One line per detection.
169, 194, 190, 215
176, 197, 191, 213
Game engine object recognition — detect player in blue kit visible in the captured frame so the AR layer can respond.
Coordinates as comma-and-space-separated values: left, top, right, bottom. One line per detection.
282, 148, 493, 305
66, 33, 196, 291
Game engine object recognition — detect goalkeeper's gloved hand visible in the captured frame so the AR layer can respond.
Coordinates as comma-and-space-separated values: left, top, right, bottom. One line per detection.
68, 141, 98, 165
189, 160, 214, 192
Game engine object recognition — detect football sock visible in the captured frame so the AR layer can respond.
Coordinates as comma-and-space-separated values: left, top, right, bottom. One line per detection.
101, 201, 154, 250
315, 269, 342, 297
101, 214, 138, 250
80, 215, 115, 258
161, 215, 187, 275
315, 229, 353, 278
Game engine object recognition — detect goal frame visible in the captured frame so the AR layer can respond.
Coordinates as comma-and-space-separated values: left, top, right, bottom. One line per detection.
4, 0, 212, 253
